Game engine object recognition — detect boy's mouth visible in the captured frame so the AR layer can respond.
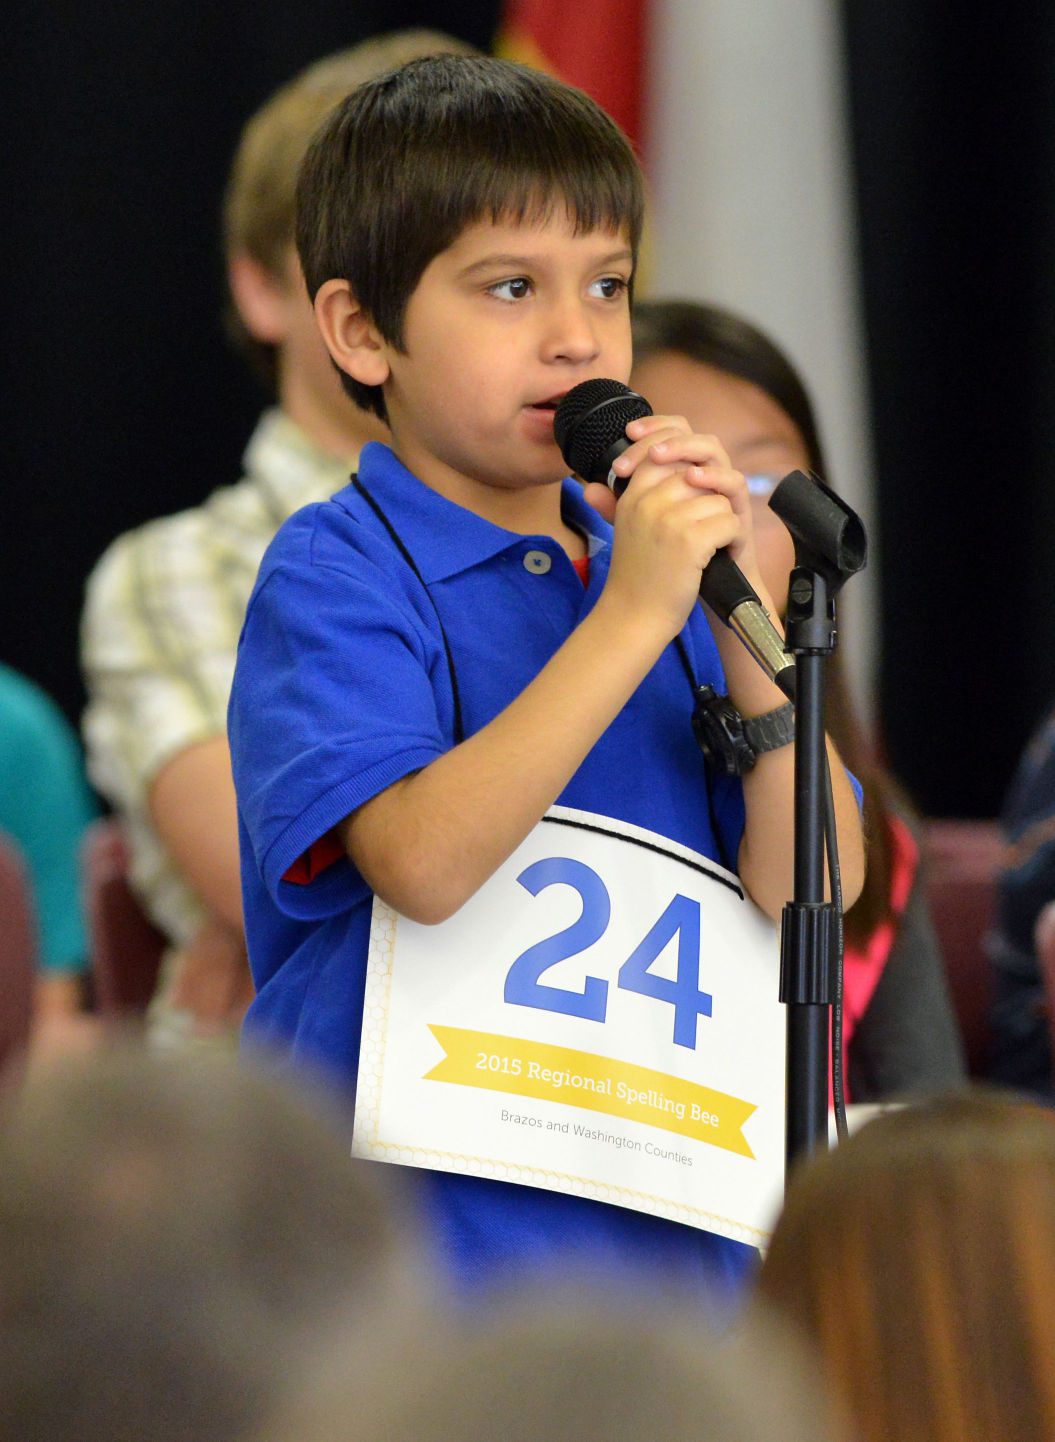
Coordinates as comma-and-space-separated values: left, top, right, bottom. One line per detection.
528, 393, 567, 412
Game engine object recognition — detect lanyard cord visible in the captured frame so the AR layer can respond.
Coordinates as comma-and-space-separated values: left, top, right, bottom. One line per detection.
677, 620, 736, 877
352, 476, 465, 745
673, 632, 697, 695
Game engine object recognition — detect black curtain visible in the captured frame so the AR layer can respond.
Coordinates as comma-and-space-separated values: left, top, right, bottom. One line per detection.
4, 2, 499, 728
840, 3, 1055, 817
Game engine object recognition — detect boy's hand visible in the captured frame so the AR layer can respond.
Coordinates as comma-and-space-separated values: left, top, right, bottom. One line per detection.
590, 414, 762, 638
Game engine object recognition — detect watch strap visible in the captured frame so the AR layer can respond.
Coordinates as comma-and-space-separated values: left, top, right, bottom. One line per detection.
743, 701, 796, 757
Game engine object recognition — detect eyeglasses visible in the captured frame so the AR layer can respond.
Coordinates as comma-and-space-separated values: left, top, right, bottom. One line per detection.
744, 473, 782, 500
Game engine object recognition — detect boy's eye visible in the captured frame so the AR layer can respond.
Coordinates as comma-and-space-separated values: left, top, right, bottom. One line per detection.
489, 277, 532, 300
589, 276, 629, 300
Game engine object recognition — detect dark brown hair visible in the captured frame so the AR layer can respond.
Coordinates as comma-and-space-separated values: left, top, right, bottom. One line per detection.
296, 54, 645, 420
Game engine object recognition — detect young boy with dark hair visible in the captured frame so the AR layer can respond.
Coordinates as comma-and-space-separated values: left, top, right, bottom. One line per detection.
229, 55, 864, 1299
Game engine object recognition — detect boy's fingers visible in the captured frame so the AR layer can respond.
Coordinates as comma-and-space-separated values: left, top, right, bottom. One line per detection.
620, 459, 747, 517
682, 464, 752, 518
625, 413, 691, 440
612, 426, 732, 484
637, 475, 736, 529
609, 426, 684, 483
644, 433, 732, 469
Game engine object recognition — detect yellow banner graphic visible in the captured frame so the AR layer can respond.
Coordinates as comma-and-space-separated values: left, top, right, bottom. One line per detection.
425, 1026, 757, 1159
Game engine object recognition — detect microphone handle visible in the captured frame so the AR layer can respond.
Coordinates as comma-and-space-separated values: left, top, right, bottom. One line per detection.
701, 552, 797, 703
699, 548, 759, 622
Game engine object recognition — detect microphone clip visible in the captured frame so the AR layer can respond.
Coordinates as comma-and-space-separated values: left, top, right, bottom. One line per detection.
769, 470, 867, 596
769, 469, 867, 661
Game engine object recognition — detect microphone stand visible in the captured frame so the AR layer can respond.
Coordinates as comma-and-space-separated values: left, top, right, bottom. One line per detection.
768, 473, 866, 1170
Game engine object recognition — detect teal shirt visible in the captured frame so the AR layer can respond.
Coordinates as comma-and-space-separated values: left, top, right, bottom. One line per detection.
0, 663, 97, 972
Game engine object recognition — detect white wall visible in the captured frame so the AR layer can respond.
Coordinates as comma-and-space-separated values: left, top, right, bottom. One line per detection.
645, 0, 877, 719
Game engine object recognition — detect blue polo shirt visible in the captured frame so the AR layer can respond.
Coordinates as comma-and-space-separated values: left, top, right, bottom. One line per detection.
230, 441, 754, 1302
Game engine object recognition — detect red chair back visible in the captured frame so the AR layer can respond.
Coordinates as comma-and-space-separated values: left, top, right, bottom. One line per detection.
1034, 901, 1055, 1064
0, 830, 39, 1080
81, 818, 166, 1016
922, 819, 1003, 1076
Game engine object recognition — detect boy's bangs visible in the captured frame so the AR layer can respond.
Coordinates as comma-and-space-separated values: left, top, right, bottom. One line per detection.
396, 57, 645, 255
366, 139, 642, 345
458, 160, 642, 252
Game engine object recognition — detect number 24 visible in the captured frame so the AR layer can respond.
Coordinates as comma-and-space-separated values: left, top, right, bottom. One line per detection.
503, 856, 712, 1050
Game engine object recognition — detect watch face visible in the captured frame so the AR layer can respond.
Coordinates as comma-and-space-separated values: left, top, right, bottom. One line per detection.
692, 689, 755, 776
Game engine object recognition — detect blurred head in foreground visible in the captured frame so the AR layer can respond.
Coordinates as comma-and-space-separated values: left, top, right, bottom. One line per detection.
262, 1294, 846, 1442
0, 1040, 427, 1442
756, 1091, 1055, 1442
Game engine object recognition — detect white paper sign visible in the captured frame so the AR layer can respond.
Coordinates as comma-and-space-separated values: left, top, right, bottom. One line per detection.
353, 806, 786, 1248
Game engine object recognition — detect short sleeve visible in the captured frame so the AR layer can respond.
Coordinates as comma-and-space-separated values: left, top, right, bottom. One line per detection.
229, 543, 453, 917
81, 516, 251, 814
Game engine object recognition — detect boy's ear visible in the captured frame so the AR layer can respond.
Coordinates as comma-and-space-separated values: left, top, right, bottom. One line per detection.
314, 279, 391, 389
227, 251, 290, 344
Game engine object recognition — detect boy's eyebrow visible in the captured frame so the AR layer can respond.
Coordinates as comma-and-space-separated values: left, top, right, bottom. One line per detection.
456, 246, 634, 280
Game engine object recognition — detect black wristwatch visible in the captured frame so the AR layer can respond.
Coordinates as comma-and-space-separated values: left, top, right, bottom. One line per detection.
692, 684, 796, 776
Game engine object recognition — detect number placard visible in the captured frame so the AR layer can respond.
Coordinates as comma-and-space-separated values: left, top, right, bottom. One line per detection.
354, 806, 786, 1248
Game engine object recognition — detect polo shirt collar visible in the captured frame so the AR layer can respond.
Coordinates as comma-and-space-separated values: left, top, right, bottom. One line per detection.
353, 441, 611, 584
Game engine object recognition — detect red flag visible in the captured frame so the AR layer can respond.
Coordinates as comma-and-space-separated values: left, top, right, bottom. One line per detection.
496, 0, 650, 155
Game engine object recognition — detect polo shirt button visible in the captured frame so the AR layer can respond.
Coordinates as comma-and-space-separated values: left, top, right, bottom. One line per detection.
523, 550, 552, 575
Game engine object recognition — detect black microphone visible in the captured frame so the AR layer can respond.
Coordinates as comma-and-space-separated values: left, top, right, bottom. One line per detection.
554, 378, 795, 700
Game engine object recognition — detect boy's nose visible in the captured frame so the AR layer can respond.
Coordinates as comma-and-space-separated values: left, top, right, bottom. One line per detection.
542, 299, 600, 364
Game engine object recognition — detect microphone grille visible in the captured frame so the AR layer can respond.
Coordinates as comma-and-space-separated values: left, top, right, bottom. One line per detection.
554, 379, 652, 479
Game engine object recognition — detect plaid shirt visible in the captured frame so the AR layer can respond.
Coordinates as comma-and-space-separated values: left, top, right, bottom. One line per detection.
81, 410, 351, 945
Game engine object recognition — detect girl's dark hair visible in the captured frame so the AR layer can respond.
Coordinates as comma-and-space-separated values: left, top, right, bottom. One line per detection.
632, 299, 903, 948
297, 54, 645, 420
632, 300, 827, 474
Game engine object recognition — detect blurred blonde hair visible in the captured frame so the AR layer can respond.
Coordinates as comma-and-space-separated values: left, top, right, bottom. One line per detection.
222, 30, 477, 387
756, 1091, 1055, 1442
